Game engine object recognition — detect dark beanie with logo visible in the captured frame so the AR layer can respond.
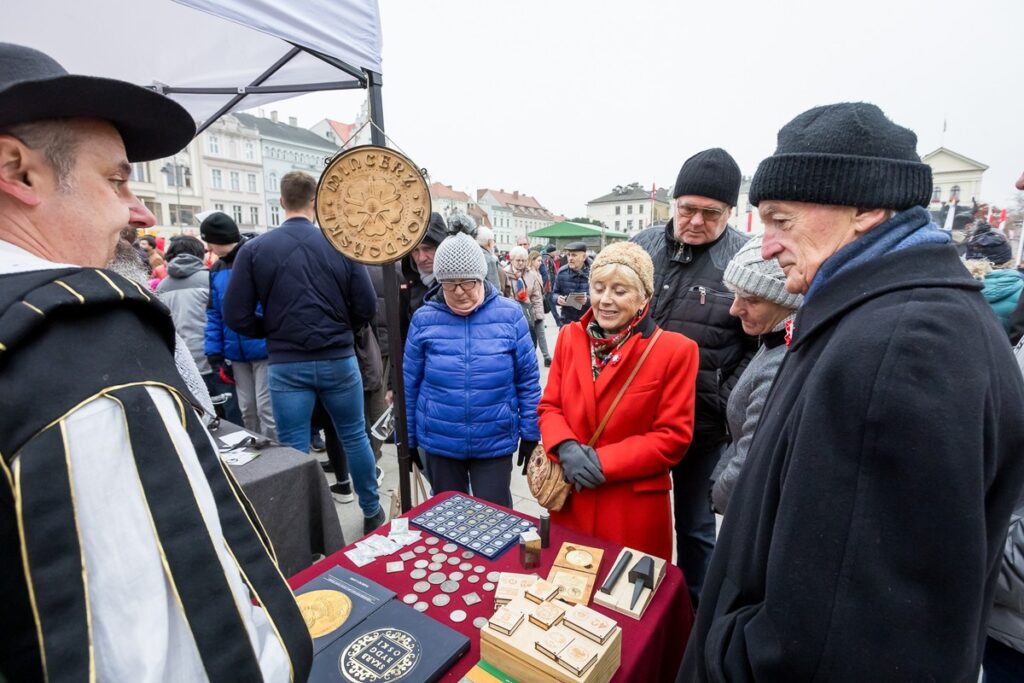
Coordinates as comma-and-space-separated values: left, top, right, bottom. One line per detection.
200, 212, 241, 245
748, 102, 932, 210
672, 147, 741, 206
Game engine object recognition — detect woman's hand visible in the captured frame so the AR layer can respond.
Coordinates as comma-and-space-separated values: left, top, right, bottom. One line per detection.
557, 440, 605, 489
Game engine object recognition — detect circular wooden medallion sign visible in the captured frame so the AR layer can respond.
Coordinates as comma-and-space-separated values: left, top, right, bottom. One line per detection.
315, 145, 431, 264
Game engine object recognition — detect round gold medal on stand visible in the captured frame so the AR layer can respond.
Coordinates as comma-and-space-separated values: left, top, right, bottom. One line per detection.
315, 145, 431, 264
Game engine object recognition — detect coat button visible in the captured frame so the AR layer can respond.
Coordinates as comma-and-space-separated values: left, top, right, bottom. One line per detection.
663, 284, 670, 290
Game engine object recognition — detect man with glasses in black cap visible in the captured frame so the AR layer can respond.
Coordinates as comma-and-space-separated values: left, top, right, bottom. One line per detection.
0, 43, 310, 682
632, 148, 757, 608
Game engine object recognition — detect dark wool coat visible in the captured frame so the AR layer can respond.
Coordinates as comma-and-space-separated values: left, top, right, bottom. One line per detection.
679, 243, 1024, 682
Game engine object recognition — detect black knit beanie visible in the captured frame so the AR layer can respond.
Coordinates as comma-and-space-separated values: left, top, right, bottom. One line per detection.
748, 102, 932, 210
200, 212, 241, 245
672, 147, 741, 206
966, 230, 1012, 265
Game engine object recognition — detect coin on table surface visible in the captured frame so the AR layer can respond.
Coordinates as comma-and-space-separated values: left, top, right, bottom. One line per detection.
414, 559, 429, 569
472, 617, 488, 629
413, 581, 430, 593
467, 575, 480, 584
425, 536, 440, 545
482, 582, 495, 592
431, 594, 451, 607
400, 551, 416, 561
449, 571, 464, 582
450, 610, 467, 623
414, 546, 426, 554
409, 568, 427, 580
440, 580, 460, 594
428, 562, 442, 572
402, 594, 417, 605
295, 590, 353, 639
428, 572, 446, 585
462, 592, 482, 606
459, 562, 472, 571
442, 543, 458, 553
446, 557, 460, 566
474, 565, 486, 574
434, 553, 448, 563
428, 547, 439, 555
461, 550, 475, 560
486, 571, 500, 583
565, 548, 595, 569
414, 601, 428, 612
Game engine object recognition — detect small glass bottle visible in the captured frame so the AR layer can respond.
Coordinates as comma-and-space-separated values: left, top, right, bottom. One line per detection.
539, 510, 550, 548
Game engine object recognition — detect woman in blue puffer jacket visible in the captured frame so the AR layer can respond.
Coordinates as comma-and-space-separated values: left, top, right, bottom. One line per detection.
404, 230, 541, 506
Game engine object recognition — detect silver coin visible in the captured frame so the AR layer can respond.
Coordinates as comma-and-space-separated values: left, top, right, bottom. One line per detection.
413, 559, 429, 569
450, 609, 467, 623
467, 574, 480, 584
414, 546, 426, 554
461, 550, 476, 560
410, 568, 427, 580
459, 562, 472, 571
442, 543, 458, 553
402, 593, 418, 604
413, 581, 430, 593
446, 557, 460, 566
425, 536, 440, 545
474, 565, 486, 574
440, 580, 460, 594
431, 594, 451, 607
449, 571, 464, 581
462, 591, 482, 606
482, 582, 495, 591
428, 547, 439, 555
473, 617, 488, 629
486, 571, 500, 583
414, 601, 428, 612
427, 562, 442, 571
428, 572, 446, 585
434, 553, 448, 563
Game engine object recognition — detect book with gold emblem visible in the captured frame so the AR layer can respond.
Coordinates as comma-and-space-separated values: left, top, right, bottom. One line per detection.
294, 566, 395, 654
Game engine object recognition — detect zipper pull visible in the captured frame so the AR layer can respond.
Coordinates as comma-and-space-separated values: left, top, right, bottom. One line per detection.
699, 286, 707, 305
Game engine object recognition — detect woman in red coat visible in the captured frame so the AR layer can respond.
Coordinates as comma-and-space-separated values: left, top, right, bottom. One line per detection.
538, 241, 698, 561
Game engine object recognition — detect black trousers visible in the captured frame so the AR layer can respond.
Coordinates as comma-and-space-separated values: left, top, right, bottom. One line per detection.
427, 454, 513, 508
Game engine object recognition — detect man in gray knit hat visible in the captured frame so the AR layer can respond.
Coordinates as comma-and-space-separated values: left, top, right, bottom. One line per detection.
679, 103, 1024, 682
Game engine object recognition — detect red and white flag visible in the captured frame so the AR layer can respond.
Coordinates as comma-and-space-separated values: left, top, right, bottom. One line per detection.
998, 208, 1008, 231
650, 182, 656, 201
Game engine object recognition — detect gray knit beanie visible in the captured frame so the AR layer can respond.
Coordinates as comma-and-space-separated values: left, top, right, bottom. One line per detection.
723, 235, 802, 309
433, 232, 488, 282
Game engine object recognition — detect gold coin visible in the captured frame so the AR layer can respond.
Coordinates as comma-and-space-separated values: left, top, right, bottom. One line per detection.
315, 145, 431, 264
295, 589, 353, 639
565, 549, 594, 568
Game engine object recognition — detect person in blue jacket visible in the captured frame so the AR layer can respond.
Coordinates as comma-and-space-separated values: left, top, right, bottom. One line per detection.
403, 231, 541, 506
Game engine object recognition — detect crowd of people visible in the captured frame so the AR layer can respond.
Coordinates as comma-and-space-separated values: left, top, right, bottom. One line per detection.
3, 40, 1024, 683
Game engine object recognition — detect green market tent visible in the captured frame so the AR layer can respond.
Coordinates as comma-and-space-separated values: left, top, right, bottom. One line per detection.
528, 221, 628, 251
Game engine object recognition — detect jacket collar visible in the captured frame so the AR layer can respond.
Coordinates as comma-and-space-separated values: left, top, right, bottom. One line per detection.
789, 242, 981, 351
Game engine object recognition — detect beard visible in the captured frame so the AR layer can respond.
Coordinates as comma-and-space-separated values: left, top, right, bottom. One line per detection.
106, 230, 150, 286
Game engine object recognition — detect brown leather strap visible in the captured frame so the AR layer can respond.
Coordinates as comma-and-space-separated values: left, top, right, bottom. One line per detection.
588, 328, 663, 446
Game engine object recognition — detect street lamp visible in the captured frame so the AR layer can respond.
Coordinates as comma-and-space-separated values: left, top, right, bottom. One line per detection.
161, 154, 191, 234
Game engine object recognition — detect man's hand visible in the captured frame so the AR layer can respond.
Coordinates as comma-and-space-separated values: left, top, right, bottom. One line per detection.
517, 440, 539, 474
385, 390, 394, 406
557, 295, 567, 306
556, 440, 605, 489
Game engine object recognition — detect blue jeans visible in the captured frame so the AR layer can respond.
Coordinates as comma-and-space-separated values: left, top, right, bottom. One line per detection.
268, 357, 380, 518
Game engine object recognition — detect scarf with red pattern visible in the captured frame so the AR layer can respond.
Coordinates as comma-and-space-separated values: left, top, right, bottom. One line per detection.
586, 302, 650, 380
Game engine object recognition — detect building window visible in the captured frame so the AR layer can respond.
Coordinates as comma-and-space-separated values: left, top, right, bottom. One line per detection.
214, 203, 224, 212
232, 205, 243, 224
615, 206, 621, 215
211, 169, 223, 189
230, 171, 240, 191
270, 204, 281, 226
249, 206, 259, 225
639, 204, 644, 213
143, 200, 161, 223
627, 205, 633, 214
932, 186, 941, 202
129, 162, 150, 183
247, 173, 257, 193
950, 185, 960, 202
615, 220, 620, 230
208, 135, 220, 154
269, 172, 278, 191
244, 141, 255, 161
627, 219, 633, 230
169, 204, 199, 227
162, 163, 191, 189
638, 218, 644, 230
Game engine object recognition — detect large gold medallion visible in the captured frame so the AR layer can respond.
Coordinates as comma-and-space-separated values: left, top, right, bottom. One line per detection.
296, 589, 353, 639
340, 628, 421, 682
315, 146, 431, 264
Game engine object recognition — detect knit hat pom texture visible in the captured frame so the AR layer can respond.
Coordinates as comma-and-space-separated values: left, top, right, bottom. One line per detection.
433, 232, 487, 282
723, 235, 803, 309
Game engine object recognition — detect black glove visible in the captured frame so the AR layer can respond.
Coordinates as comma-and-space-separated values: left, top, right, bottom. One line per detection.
556, 440, 605, 489
207, 354, 224, 371
517, 440, 539, 474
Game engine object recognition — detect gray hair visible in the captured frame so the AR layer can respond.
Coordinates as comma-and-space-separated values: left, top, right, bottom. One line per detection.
509, 246, 529, 260
476, 226, 494, 247
0, 120, 81, 191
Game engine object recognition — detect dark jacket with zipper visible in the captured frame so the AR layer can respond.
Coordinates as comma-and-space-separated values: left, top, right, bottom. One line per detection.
632, 221, 756, 440
679, 242, 1024, 682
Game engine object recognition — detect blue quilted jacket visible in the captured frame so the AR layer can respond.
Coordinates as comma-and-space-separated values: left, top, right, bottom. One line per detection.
404, 283, 541, 459
204, 239, 268, 363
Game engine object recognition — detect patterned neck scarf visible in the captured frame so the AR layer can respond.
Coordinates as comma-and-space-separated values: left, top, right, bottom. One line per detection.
586, 302, 649, 380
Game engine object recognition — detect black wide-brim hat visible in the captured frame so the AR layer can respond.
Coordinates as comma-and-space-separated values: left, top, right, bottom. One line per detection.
0, 43, 195, 162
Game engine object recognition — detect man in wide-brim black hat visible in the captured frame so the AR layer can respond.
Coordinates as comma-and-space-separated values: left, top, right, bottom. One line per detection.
0, 43, 311, 682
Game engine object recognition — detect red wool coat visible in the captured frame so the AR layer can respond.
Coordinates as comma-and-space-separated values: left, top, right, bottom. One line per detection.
538, 310, 698, 561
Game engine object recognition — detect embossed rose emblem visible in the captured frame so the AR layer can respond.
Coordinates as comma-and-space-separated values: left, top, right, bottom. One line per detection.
343, 178, 404, 237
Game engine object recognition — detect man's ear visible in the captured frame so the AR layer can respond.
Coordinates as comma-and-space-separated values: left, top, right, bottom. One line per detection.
0, 135, 45, 207
853, 207, 890, 235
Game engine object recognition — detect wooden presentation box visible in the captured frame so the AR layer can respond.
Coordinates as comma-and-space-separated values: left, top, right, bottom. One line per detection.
480, 597, 621, 683
591, 547, 666, 620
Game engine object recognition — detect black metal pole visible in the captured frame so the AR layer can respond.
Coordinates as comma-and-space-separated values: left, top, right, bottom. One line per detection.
367, 71, 413, 514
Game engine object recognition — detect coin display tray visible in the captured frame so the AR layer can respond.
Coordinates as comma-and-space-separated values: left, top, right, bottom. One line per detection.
411, 494, 533, 560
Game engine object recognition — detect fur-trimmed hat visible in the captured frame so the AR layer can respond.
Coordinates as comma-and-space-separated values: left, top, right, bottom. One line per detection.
723, 235, 802, 309
590, 242, 655, 298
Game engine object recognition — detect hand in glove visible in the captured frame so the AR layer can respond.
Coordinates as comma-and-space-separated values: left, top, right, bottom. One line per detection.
517, 440, 539, 474
207, 354, 224, 371
556, 440, 605, 489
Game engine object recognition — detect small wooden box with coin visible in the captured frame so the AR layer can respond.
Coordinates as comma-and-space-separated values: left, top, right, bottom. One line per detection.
546, 542, 604, 605
480, 596, 621, 683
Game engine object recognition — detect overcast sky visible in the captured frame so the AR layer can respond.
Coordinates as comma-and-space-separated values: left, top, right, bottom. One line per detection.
257, 0, 1024, 219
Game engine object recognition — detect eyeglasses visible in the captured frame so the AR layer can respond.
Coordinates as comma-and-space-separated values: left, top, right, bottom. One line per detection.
677, 203, 728, 221
440, 280, 480, 293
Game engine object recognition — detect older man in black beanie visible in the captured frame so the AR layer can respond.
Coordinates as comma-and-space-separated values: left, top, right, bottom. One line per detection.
632, 148, 756, 607
678, 103, 1024, 682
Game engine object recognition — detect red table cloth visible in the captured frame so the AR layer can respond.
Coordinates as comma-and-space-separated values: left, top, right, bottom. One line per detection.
289, 492, 694, 681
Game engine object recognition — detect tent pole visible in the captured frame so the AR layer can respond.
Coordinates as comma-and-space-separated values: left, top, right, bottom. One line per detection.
368, 71, 414, 514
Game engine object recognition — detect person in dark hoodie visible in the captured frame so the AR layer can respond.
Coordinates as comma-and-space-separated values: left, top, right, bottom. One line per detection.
157, 235, 213, 385
678, 103, 1024, 682
202, 212, 275, 438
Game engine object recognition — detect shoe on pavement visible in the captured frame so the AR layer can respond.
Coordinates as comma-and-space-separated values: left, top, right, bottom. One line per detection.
363, 507, 386, 534
330, 480, 354, 503
311, 430, 326, 452
320, 460, 334, 473
376, 466, 384, 485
